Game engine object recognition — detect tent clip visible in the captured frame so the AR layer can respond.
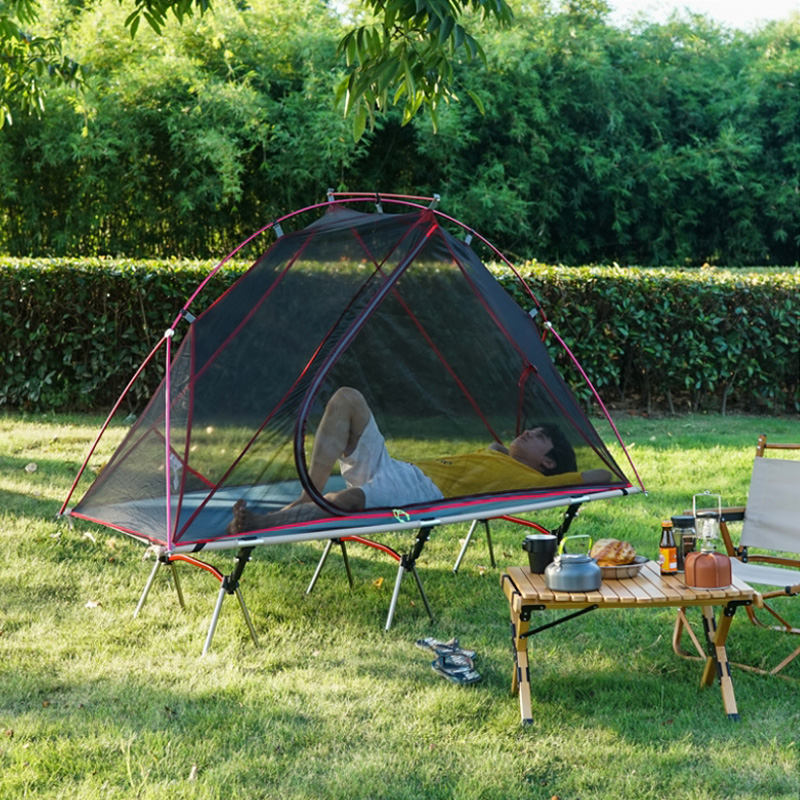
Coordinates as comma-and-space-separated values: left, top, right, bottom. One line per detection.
528, 308, 538, 320
273, 222, 284, 238
180, 309, 196, 325
428, 194, 441, 210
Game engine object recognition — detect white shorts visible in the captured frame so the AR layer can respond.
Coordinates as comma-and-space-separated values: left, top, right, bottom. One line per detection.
339, 415, 444, 509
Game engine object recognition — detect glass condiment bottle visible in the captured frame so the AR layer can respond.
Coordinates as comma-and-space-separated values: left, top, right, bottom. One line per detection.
659, 520, 677, 575
670, 515, 696, 572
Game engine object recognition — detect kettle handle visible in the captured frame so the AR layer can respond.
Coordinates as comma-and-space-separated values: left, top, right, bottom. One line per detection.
558, 534, 593, 555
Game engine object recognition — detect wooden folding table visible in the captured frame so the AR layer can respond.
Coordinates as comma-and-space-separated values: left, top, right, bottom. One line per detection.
501, 560, 758, 724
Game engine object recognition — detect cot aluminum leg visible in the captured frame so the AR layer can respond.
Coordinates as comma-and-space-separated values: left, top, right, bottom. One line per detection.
410, 564, 434, 623
384, 561, 435, 631
235, 587, 259, 648
452, 520, 495, 574
202, 547, 258, 656
135, 557, 187, 618
385, 563, 406, 631
202, 585, 227, 656
306, 539, 354, 595
202, 584, 259, 655
339, 540, 354, 587
486, 523, 496, 569
134, 558, 162, 618
453, 519, 480, 574
169, 559, 186, 610
387, 524, 436, 630
306, 539, 334, 594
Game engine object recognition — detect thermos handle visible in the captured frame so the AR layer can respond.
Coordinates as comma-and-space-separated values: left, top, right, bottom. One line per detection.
558, 534, 593, 555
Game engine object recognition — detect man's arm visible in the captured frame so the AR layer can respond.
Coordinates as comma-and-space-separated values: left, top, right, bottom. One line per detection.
580, 469, 614, 484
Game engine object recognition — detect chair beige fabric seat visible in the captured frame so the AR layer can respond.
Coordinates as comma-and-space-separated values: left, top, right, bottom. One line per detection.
731, 559, 800, 590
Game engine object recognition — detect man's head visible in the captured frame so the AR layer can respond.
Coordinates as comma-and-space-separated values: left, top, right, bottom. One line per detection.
507, 425, 577, 475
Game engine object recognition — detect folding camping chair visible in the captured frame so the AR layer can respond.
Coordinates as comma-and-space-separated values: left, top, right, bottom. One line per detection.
675, 435, 800, 676
716, 435, 800, 675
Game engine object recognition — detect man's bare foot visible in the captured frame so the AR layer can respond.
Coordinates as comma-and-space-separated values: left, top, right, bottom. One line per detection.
227, 499, 260, 534
226, 498, 326, 535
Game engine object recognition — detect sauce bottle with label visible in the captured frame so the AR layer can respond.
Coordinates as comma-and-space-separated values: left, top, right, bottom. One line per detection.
659, 520, 677, 575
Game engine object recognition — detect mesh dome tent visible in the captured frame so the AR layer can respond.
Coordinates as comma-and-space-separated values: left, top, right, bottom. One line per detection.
62, 192, 643, 648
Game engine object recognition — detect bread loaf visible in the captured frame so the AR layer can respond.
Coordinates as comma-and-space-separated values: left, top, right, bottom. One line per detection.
590, 538, 636, 566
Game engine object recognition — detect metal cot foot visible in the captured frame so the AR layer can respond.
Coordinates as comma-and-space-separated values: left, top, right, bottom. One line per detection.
134, 558, 162, 618
452, 519, 495, 574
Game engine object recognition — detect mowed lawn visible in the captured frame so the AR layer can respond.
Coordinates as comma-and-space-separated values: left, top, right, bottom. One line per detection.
1, 411, 799, 800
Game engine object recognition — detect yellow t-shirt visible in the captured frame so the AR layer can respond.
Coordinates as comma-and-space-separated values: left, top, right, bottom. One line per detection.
412, 448, 584, 498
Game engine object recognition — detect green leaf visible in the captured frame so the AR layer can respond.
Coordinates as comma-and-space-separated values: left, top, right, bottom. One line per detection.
438, 16, 454, 44
352, 103, 368, 142
401, 55, 417, 100
127, 12, 141, 37
466, 89, 485, 115
142, 11, 163, 35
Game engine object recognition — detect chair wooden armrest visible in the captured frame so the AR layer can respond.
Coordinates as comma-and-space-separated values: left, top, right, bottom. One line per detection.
760, 585, 800, 600
681, 506, 746, 522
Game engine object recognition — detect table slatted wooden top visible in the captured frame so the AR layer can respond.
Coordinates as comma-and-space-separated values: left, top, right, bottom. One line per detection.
504, 559, 756, 610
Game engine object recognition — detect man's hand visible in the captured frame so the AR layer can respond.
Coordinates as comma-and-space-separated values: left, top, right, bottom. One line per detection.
581, 469, 614, 484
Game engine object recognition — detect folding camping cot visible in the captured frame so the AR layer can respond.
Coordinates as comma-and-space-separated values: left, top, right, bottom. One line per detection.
61, 191, 644, 653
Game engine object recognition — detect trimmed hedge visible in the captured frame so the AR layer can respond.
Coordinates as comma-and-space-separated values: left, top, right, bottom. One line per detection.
2, 258, 798, 414
0, 258, 243, 412
499, 265, 800, 415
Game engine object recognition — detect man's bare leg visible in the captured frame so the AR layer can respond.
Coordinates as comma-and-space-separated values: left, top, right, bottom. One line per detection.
227, 388, 372, 534
290, 386, 372, 505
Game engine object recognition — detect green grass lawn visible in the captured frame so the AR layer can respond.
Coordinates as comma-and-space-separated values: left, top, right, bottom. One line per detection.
1, 411, 800, 799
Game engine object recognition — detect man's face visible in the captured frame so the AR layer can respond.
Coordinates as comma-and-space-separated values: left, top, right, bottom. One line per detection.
507, 427, 556, 472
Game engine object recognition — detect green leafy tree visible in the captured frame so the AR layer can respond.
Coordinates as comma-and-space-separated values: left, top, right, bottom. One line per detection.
0, 0, 367, 255
1, 0, 512, 134
402, 7, 799, 265
3, 0, 799, 264
334, 0, 513, 138
0, 0, 81, 126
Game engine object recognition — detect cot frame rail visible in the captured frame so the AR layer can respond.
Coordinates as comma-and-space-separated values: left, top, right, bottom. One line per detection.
129, 489, 640, 653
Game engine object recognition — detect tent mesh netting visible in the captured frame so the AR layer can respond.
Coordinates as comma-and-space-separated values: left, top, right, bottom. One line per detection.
68, 200, 638, 551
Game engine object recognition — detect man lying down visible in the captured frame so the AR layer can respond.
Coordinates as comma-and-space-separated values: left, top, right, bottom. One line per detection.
228, 387, 613, 534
